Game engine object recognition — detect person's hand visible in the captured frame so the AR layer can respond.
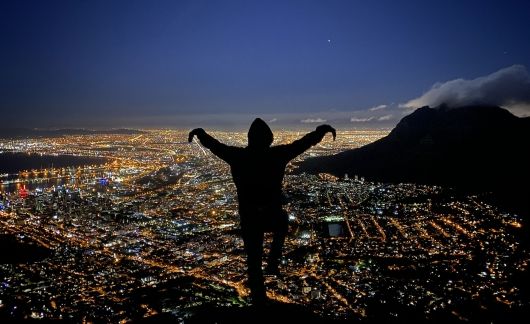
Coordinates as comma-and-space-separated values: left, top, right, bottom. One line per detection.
188, 128, 205, 142
316, 124, 336, 141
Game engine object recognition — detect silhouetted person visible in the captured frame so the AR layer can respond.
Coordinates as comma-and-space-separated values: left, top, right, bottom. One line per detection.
188, 118, 336, 304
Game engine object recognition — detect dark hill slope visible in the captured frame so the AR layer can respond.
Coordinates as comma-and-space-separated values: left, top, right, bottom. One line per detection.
297, 105, 530, 214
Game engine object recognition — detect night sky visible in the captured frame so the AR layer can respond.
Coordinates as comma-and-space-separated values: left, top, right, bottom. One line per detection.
1, 0, 530, 128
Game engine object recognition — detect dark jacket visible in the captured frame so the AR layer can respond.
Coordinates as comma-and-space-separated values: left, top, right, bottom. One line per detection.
195, 119, 328, 212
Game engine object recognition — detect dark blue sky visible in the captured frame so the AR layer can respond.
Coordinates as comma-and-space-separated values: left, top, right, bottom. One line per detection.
1, 0, 530, 128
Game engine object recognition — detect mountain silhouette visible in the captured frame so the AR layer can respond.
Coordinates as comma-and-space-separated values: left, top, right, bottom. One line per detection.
296, 105, 530, 217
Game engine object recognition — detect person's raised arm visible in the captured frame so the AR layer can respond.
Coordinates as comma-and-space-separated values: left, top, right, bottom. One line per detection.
188, 128, 237, 163
279, 124, 336, 162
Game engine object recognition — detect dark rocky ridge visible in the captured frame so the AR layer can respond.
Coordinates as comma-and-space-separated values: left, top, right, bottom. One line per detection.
296, 105, 530, 217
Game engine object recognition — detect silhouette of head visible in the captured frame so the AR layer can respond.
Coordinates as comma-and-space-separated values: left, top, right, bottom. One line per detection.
248, 118, 273, 148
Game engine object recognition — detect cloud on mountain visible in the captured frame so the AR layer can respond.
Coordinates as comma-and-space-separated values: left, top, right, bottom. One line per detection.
401, 65, 530, 116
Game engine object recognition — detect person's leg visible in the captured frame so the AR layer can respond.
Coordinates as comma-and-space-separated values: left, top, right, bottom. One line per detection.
242, 227, 266, 303
267, 211, 288, 274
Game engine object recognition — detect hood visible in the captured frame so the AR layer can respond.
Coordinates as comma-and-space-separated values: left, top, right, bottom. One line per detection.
247, 118, 273, 148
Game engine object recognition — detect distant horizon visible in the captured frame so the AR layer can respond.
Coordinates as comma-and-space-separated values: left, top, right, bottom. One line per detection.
0, 124, 393, 132
1, 102, 528, 131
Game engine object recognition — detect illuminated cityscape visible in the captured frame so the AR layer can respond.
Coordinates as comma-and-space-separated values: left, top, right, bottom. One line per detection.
2, 0, 530, 322
1, 130, 528, 322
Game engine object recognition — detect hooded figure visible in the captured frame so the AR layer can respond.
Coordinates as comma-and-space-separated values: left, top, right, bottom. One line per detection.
247, 117, 274, 148
189, 118, 335, 304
